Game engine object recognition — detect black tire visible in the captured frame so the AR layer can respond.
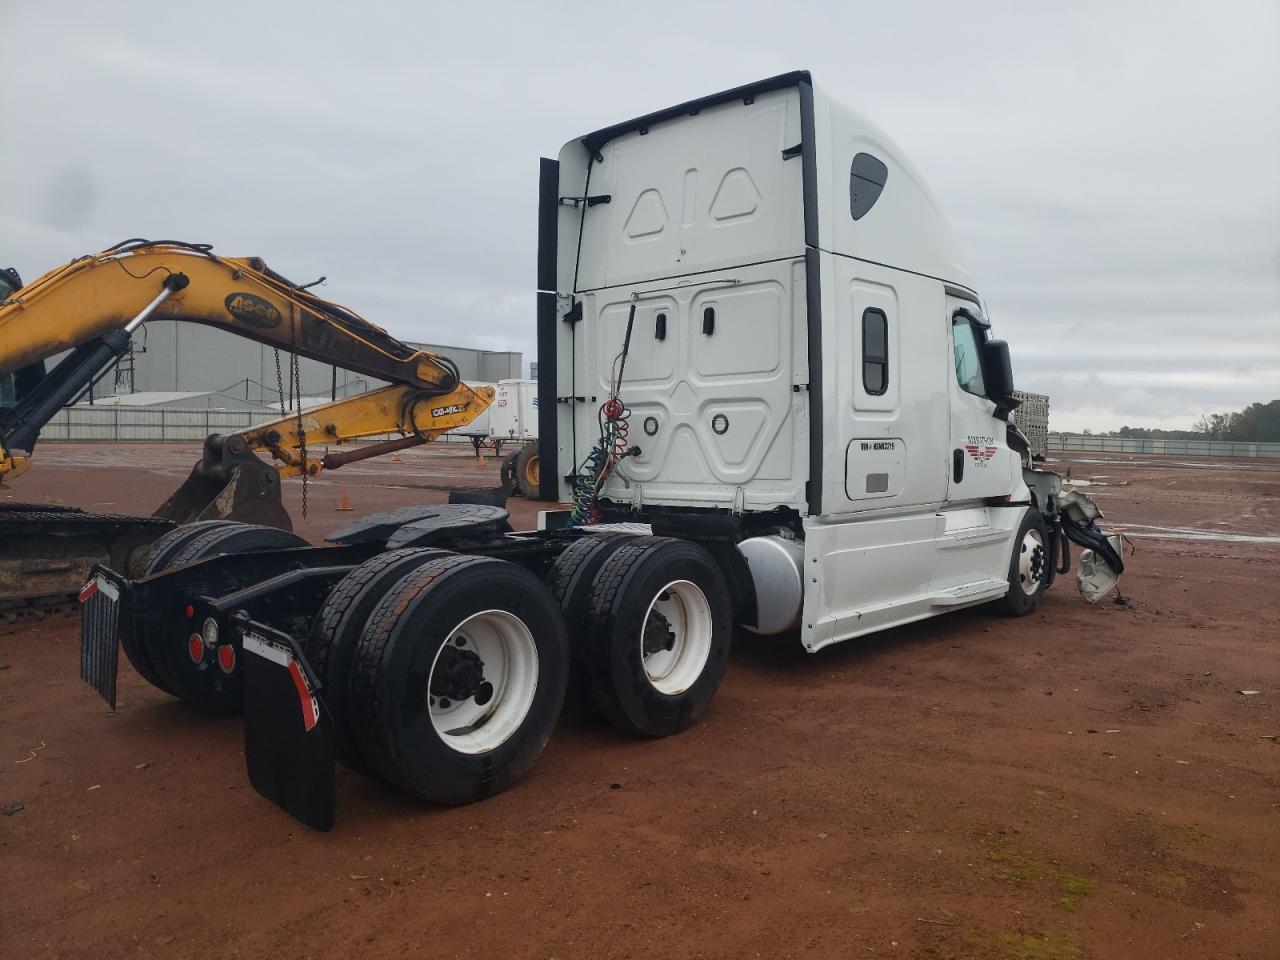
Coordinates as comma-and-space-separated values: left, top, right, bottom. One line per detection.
582, 537, 732, 737
305, 547, 454, 772
148, 524, 308, 714
138, 520, 242, 578
118, 521, 242, 697
500, 450, 520, 496
349, 555, 569, 804
546, 533, 637, 709
994, 509, 1050, 617
514, 441, 541, 500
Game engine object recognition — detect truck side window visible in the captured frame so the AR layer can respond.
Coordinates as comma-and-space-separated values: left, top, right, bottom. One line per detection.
850, 153, 888, 220
952, 315, 987, 397
861, 308, 888, 395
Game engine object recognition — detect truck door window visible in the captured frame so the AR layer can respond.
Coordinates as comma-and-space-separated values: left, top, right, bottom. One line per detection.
952, 314, 987, 397
861, 308, 888, 395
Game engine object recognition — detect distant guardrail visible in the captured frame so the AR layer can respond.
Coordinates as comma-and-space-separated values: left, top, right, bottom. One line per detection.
1050, 434, 1280, 459
39, 407, 470, 444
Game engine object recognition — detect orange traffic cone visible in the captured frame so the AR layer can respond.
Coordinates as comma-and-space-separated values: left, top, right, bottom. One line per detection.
336, 487, 354, 511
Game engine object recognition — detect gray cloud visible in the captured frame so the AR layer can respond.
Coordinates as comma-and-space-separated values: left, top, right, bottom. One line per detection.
2, 0, 1277, 432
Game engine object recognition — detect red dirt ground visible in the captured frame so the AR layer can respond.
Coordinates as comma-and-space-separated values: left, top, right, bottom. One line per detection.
2, 444, 1277, 960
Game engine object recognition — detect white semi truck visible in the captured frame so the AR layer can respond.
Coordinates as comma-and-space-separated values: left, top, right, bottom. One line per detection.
537, 70, 1118, 650
79, 72, 1122, 829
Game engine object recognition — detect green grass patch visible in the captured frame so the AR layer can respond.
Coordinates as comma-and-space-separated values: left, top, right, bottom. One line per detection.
995, 930, 1084, 960
1058, 872, 1097, 898
982, 838, 1099, 913
1173, 824, 1209, 845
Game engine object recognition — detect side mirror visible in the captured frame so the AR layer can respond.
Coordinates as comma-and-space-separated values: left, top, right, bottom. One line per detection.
982, 339, 1015, 401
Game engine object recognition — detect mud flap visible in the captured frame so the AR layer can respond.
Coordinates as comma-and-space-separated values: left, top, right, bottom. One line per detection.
239, 618, 336, 831
79, 568, 124, 708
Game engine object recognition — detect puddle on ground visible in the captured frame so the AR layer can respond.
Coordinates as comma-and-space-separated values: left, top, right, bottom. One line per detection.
1109, 523, 1280, 545
1049, 457, 1280, 473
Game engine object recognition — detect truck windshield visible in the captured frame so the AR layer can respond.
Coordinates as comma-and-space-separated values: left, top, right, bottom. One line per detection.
952, 315, 987, 397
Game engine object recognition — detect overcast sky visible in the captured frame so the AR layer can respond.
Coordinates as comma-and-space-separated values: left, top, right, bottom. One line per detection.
3, 0, 1277, 431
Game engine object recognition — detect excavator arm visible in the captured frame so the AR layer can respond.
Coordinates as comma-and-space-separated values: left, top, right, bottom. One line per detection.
0, 240, 495, 499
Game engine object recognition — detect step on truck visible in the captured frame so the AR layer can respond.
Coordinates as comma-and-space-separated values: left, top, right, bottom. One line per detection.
78, 71, 1124, 829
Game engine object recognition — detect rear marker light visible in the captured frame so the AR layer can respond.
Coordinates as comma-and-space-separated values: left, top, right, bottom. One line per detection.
188, 635, 204, 664
185, 604, 195, 619
217, 645, 236, 674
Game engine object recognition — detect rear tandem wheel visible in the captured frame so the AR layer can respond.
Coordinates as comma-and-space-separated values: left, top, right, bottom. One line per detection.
546, 532, 638, 709
119, 520, 243, 697
146, 523, 308, 714
582, 537, 732, 737
348, 554, 569, 804
305, 546, 455, 772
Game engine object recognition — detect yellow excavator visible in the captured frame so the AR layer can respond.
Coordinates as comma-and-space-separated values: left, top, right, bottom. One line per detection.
0, 239, 494, 616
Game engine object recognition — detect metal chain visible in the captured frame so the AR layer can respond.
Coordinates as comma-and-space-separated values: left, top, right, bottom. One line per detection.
290, 318, 308, 519
273, 347, 286, 417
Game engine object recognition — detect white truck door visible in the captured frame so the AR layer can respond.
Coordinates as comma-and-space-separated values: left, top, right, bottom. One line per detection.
944, 297, 1015, 501
825, 260, 949, 513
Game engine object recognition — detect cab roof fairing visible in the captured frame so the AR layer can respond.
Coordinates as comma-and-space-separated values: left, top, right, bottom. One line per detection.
555, 70, 976, 295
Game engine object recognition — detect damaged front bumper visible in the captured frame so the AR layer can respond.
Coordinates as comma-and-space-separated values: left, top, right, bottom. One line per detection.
1024, 467, 1126, 603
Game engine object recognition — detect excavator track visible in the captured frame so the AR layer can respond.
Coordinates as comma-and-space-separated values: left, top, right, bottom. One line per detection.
0, 503, 172, 622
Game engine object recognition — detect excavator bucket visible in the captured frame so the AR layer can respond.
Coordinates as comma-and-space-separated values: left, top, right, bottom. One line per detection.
154, 434, 293, 530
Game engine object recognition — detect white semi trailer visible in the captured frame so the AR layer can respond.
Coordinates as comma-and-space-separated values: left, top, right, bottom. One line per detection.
447, 378, 544, 498
79, 72, 1123, 829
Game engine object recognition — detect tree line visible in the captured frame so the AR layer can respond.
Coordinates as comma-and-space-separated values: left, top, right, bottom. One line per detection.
1191, 400, 1280, 442
1086, 400, 1280, 441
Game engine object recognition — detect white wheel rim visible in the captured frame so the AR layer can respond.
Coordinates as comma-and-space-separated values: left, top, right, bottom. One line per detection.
427, 610, 538, 755
641, 580, 713, 695
1018, 528, 1045, 596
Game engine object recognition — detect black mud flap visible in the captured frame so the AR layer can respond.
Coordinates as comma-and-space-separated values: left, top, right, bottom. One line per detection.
239, 618, 336, 831
79, 566, 125, 709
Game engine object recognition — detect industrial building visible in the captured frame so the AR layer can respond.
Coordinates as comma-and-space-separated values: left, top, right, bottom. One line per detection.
85, 320, 522, 408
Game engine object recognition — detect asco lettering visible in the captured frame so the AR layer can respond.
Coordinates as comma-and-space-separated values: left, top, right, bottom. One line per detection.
224, 292, 282, 329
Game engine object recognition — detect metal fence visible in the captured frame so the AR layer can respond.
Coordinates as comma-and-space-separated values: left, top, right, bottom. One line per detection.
39, 406, 469, 444
39, 406, 260, 441
1050, 434, 1280, 459
40, 409, 1280, 460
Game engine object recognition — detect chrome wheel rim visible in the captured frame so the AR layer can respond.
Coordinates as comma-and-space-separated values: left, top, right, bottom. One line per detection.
1018, 528, 1046, 596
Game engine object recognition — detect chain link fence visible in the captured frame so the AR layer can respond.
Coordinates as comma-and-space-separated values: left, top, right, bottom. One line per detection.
38, 406, 476, 444
1050, 434, 1280, 459
40, 409, 1278, 459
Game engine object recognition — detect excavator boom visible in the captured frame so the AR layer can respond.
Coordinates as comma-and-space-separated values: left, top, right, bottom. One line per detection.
1, 239, 456, 388
0, 240, 496, 615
